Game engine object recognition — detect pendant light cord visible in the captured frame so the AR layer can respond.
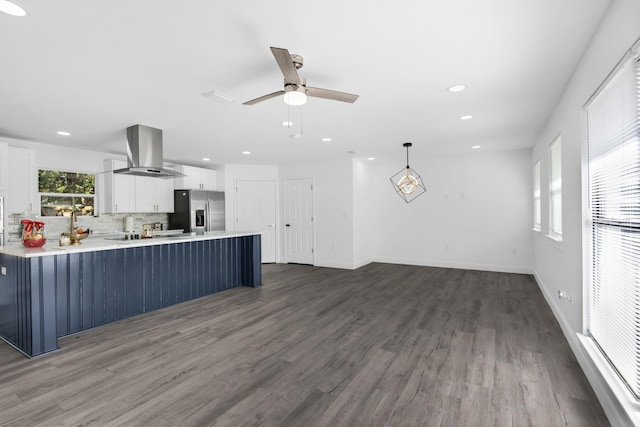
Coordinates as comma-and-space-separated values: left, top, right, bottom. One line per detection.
300, 105, 304, 135
406, 145, 410, 169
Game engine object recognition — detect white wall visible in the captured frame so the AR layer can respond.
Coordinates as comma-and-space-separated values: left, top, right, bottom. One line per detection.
280, 157, 355, 269
531, 0, 640, 424
1, 137, 118, 174
364, 149, 533, 273
353, 158, 376, 268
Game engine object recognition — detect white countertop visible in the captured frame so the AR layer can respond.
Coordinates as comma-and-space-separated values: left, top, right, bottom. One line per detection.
0, 231, 261, 258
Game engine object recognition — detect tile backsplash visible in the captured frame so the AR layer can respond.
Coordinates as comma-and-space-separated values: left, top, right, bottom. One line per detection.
7, 212, 170, 240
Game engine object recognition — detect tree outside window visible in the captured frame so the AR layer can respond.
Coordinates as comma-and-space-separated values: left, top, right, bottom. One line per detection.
38, 170, 95, 216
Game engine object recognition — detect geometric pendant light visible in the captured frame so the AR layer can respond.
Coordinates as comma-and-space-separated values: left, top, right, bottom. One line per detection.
389, 142, 426, 203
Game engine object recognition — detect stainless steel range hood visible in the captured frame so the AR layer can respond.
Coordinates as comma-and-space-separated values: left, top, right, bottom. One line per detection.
114, 125, 185, 179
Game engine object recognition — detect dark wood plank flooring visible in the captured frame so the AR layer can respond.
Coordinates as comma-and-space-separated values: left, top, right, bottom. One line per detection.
0, 263, 609, 426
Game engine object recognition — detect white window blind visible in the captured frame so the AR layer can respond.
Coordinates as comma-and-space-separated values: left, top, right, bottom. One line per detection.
585, 45, 640, 399
533, 160, 541, 230
549, 136, 562, 237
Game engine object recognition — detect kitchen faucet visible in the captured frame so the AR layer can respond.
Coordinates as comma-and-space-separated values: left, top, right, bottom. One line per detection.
70, 210, 77, 234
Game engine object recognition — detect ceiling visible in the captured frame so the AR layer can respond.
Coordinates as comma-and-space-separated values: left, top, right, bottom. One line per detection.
0, 0, 611, 167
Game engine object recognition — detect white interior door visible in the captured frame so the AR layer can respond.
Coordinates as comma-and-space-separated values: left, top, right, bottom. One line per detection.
285, 178, 314, 265
235, 180, 276, 263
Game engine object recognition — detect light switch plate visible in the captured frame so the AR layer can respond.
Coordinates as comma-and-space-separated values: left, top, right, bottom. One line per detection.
1, 266, 6, 275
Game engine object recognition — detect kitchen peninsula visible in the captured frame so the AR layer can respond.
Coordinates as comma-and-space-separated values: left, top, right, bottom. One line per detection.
0, 232, 261, 357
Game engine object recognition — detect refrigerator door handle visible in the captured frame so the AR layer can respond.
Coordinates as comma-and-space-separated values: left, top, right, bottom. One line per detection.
205, 201, 209, 231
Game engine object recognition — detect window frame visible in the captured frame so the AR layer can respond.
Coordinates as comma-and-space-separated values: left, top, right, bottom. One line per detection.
38, 169, 96, 217
583, 40, 640, 404
533, 159, 541, 231
548, 135, 562, 240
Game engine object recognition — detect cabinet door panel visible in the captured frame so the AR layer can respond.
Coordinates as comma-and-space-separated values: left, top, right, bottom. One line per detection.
134, 176, 154, 212
7, 147, 37, 214
153, 178, 174, 212
104, 160, 135, 213
173, 165, 217, 191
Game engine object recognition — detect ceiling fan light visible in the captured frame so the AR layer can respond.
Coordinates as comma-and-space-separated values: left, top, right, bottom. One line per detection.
0, 0, 27, 16
284, 89, 307, 106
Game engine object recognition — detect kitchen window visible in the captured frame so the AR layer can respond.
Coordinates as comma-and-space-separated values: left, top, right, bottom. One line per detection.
585, 42, 640, 400
38, 169, 95, 216
548, 136, 562, 238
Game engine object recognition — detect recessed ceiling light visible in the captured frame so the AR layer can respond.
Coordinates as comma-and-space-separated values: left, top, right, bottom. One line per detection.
202, 157, 210, 161
282, 121, 293, 127
242, 151, 251, 155
368, 157, 375, 161
459, 115, 473, 120
472, 145, 481, 149
447, 85, 466, 93
56, 131, 70, 136
322, 137, 331, 142
0, 0, 27, 17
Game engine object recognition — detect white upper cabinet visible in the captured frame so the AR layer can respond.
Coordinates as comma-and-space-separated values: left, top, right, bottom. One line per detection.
0, 142, 8, 196
153, 177, 174, 212
6, 147, 39, 215
174, 165, 217, 191
103, 160, 174, 213
103, 160, 135, 213
135, 175, 174, 213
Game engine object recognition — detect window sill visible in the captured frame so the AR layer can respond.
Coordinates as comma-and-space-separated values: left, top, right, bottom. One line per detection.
578, 334, 640, 425
532, 226, 541, 233
546, 233, 564, 251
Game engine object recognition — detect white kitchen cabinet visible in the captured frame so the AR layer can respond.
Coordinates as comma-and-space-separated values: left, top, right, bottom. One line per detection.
134, 176, 154, 213
103, 160, 174, 213
174, 165, 217, 190
103, 160, 135, 213
135, 175, 174, 213
0, 141, 8, 195
153, 177, 174, 212
6, 147, 39, 215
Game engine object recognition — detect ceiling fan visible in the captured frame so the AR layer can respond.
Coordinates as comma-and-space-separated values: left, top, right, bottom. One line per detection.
243, 47, 359, 106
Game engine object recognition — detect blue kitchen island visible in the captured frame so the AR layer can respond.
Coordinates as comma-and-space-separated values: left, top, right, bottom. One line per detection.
0, 232, 261, 358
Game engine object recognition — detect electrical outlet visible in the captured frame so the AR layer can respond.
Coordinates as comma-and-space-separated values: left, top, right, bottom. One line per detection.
558, 290, 572, 303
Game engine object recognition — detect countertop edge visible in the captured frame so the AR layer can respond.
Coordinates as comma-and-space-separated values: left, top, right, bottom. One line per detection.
0, 232, 261, 258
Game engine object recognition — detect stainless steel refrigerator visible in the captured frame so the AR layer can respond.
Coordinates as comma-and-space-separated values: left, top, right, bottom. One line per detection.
169, 190, 225, 233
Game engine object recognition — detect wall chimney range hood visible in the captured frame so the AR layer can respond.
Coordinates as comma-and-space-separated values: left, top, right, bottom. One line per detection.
114, 125, 185, 179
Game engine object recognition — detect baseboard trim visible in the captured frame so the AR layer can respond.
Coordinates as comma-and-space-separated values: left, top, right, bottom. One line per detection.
372, 257, 533, 275
533, 271, 637, 427
314, 260, 361, 270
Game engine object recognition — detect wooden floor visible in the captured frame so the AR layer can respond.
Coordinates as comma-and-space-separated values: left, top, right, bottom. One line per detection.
0, 263, 608, 426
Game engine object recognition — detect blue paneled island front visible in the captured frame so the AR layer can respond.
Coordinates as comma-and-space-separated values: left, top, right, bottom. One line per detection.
0, 232, 261, 358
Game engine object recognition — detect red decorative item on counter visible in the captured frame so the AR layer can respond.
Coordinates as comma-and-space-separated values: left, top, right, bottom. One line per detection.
21, 219, 46, 248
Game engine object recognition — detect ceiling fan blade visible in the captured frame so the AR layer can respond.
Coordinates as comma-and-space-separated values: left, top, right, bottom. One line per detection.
270, 47, 302, 86
243, 90, 285, 105
306, 87, 359, 103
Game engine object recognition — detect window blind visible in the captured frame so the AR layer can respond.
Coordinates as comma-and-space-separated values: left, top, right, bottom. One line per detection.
585, 46, 640, 399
